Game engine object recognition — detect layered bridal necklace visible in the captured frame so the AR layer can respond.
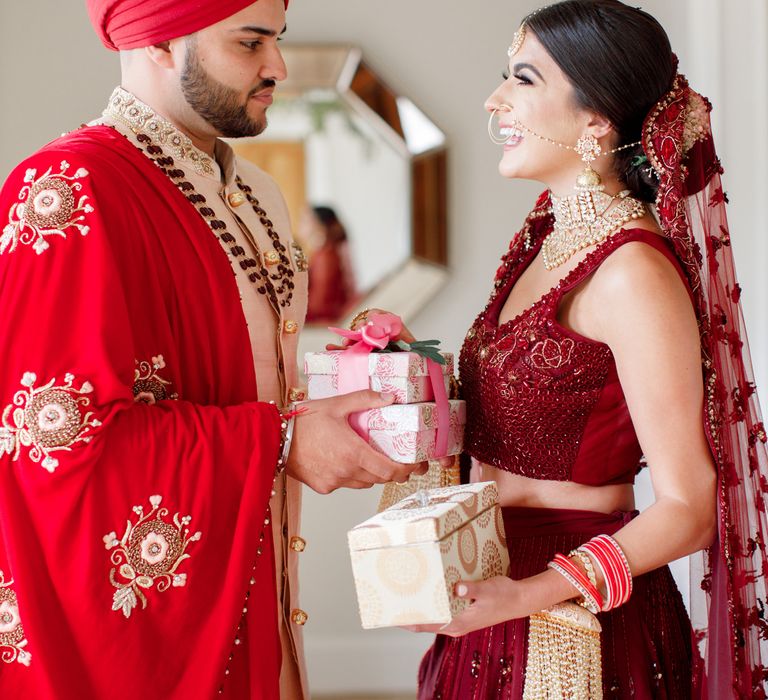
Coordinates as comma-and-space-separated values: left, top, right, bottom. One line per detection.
543, 188, 647, 270
488, 105, 648, 271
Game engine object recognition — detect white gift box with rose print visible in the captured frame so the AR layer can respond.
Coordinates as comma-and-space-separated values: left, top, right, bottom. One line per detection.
366, 399, 466, 462
348, 482, 510, 629
304, 350, 453, 404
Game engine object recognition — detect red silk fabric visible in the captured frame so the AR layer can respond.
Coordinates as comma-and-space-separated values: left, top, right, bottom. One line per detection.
86, 0, 290, 51
0, 126, 282, 698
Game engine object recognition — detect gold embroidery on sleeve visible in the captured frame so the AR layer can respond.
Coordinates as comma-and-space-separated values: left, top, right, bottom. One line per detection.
0, 571, 31, 667
0, 373, 101, 473
133, 355, 178, 404
1, 161, 93, 255
104, 495, 202, 619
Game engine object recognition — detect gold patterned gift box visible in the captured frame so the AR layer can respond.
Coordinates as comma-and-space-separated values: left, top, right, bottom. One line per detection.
348, 482, 510, 629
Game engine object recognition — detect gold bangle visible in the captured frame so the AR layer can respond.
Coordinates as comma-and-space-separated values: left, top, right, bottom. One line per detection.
349, 308, 371, 331
570, 549, 598, 588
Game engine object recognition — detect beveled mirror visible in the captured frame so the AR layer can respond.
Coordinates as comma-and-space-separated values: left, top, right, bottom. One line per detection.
231, 45, 449, 354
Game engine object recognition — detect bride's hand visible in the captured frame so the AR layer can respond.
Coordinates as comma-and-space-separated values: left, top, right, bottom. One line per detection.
402, 576, 536, 637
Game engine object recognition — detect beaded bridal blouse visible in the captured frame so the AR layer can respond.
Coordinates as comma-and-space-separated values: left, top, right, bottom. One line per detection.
460, 198, 690, 486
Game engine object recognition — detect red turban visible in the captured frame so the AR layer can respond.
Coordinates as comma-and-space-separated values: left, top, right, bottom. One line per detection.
87, 0, 289, 51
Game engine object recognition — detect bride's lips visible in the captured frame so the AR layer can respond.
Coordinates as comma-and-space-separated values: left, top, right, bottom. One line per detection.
499, 123, 526, 151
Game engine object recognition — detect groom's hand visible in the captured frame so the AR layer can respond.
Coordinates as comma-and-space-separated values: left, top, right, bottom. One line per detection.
286, 390, 422, 493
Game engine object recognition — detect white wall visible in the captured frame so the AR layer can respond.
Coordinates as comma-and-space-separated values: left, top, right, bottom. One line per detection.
1, 2, 765, 698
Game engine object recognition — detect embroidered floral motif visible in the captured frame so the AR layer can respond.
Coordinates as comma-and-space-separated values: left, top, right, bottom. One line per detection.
0, 373, 101, 473
529, 337, 576, 371
105, 495, 202, 619
1, 161, 93, 255
292, 242, 309, 272
0, 571, 31, 667
133, 355, 178, 405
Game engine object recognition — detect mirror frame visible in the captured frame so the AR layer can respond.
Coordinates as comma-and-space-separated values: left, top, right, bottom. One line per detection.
272, 44, 450, 348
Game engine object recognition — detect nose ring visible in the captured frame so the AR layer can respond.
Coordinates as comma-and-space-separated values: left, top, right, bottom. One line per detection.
488, 104, 512, 145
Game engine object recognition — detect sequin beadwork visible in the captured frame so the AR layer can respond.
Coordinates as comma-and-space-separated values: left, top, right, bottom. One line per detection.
460, 206, 686, 486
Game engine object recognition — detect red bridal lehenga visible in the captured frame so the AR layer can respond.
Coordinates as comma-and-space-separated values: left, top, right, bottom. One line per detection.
418, 73, 768, 700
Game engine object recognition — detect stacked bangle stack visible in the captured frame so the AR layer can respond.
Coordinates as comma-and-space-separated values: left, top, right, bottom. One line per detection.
548, 534, 633, 613
547, 553, 603, 614
578, 535, 633, 610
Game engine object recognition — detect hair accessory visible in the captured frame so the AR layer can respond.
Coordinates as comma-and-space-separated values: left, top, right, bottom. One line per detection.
508, 23, 527, 58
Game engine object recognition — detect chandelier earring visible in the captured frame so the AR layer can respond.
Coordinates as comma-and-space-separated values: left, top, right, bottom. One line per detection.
542, 132, 647, 269
574, 134, 604, 195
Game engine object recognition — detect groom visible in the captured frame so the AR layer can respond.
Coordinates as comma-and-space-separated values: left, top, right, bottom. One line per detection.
0, 1, 420, 697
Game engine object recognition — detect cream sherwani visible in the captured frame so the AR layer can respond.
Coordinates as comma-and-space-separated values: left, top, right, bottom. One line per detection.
97, 88, 310, 699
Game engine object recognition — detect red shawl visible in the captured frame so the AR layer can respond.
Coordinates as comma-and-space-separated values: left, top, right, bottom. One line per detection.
0, 126, 282, 698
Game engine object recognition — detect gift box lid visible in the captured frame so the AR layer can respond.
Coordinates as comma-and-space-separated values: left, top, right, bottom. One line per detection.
304, 351, 454, 378
367, 400, 466, 433
348, 482, 499, 551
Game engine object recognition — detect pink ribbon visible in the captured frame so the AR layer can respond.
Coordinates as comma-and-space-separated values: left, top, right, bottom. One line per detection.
329, 313, 451, 460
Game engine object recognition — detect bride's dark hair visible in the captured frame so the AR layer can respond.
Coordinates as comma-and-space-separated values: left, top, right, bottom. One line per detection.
526, 0, 675, 202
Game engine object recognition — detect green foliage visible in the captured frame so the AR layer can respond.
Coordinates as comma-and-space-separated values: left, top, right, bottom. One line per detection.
378, 339, 446, 365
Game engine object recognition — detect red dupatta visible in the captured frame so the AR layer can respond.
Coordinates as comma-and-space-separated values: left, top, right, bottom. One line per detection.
642, 73, 768, 698
0, 126, 282, 698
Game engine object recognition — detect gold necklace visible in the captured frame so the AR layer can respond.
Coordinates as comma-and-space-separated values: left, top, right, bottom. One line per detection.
542, 189, 646, 270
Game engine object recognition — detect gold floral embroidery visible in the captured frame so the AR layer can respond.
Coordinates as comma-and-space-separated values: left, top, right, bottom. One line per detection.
0, 373, 101, 473
133, 355, 178, 405
0, 571, 31, 667
1, 161, 93, 255
104, 495, 202, 619
104, 88, 215, 177
292, 242, 309, 272
529, 338, 576, 371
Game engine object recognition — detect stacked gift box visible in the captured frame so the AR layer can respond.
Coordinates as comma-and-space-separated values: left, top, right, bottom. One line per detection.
304, 350, 466, 463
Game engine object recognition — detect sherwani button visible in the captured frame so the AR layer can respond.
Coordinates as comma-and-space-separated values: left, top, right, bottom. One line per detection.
228, 192, 246, 207
283, 320, 299, 335
291, 609, 308, 625
264, 249, 280, 266
290, 536, 306, 553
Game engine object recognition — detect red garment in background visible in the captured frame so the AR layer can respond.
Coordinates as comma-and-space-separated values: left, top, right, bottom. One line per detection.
0, 126, 282, 698
306, 243, 355, 323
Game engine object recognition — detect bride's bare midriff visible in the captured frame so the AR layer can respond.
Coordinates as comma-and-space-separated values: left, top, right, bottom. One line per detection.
476, 461, 636, 514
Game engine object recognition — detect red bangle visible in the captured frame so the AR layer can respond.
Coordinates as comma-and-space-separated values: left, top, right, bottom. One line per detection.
579, 536, 632, 610
548, 553, 604, 612
594, 535, 633, 602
